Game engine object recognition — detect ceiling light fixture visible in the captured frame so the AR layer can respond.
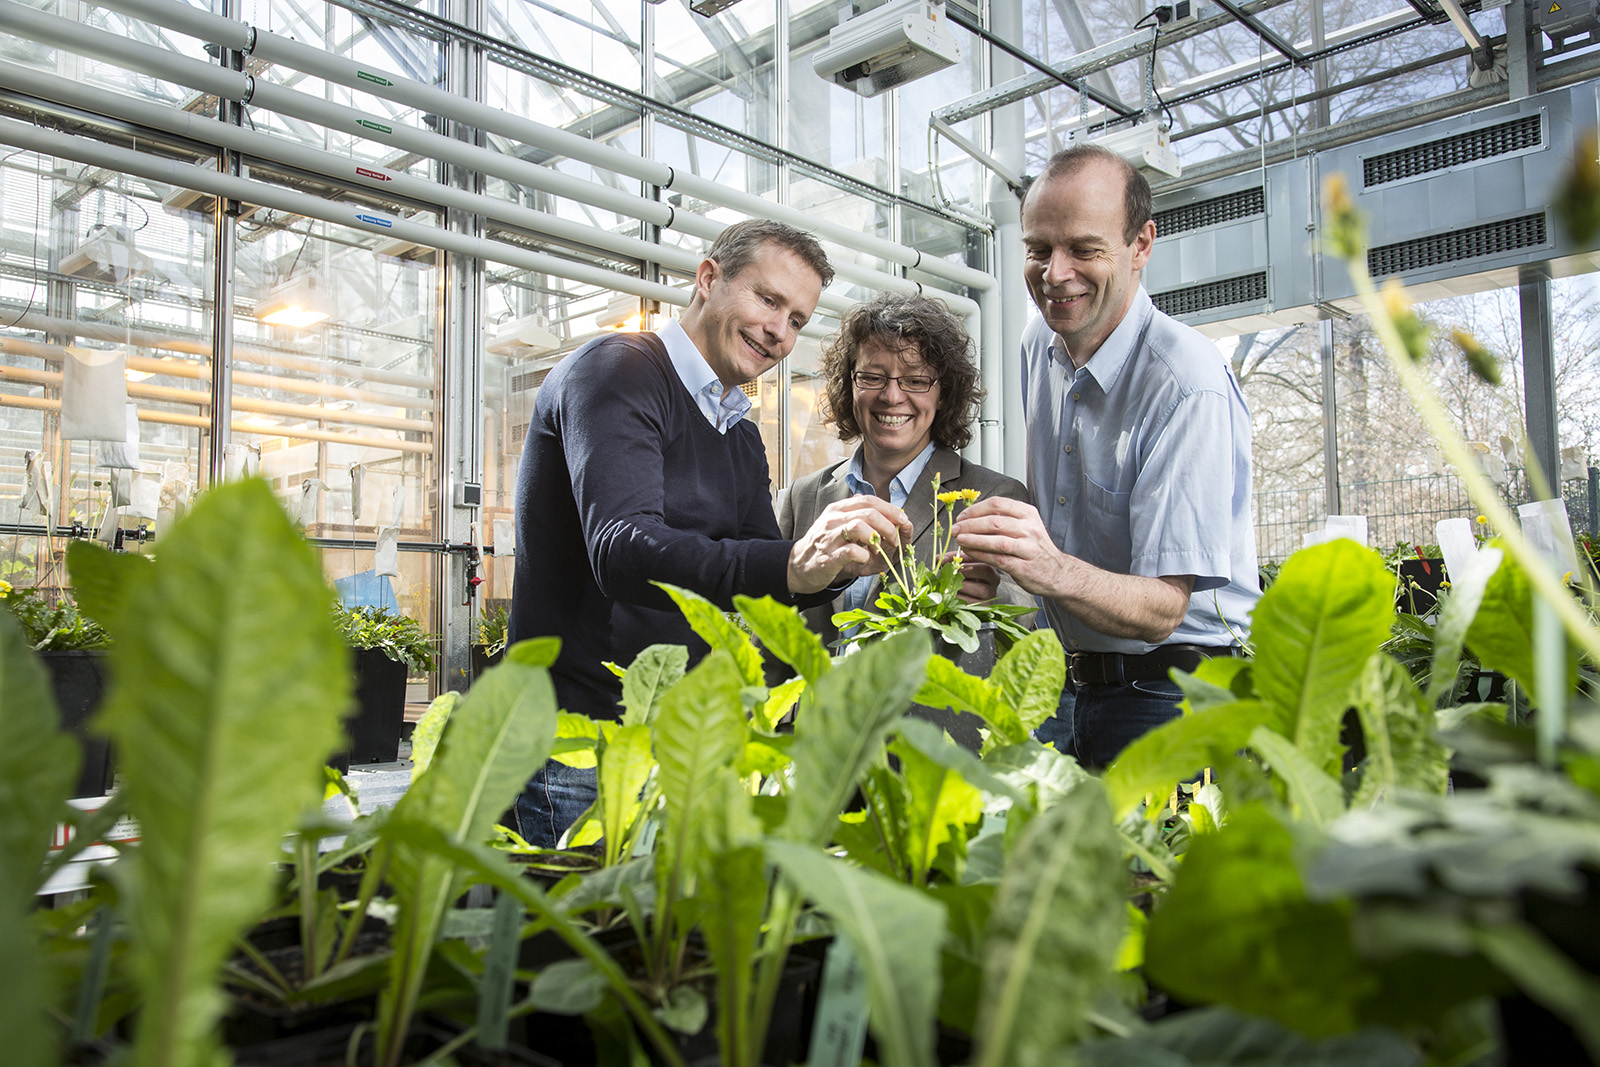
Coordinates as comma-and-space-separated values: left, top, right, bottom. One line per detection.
255, 278, 331, 329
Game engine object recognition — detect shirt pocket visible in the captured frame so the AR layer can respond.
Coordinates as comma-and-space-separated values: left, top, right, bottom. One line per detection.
1078, 473, 1133, 573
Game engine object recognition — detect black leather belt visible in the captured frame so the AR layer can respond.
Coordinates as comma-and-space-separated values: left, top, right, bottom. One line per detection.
1066, 644, 1243, 687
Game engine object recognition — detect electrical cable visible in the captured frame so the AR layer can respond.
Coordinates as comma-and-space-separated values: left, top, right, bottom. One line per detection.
0, 143, 44, 329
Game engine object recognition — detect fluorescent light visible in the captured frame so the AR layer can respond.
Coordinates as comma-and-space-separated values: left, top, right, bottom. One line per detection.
256, 278, 331, 329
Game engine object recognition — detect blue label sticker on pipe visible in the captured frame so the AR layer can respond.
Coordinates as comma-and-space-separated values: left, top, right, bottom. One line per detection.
356, 214, 393, 228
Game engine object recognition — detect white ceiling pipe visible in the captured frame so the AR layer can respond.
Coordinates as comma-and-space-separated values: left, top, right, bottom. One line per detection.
0, 115, 685, 309
0, 11, 975, 324
84, 0, 994, 295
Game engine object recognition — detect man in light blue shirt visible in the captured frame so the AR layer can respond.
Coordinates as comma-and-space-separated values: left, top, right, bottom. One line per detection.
953, 144, 1260, 768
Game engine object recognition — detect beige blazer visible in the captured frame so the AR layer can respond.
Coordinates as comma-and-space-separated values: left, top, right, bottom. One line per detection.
778, 445, 1035, 649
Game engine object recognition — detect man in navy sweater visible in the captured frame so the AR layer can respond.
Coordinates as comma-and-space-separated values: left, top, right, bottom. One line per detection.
510, 219, 912, 847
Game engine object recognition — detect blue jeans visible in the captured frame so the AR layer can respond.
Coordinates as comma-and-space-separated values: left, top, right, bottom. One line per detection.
1032, 683, 1077, 755
1064, 679, 1184, 770
514, 760, 597, 849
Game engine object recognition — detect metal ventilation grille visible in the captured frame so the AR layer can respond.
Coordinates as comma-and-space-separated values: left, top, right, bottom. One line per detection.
509, 368, 551, 393
1363, 113, 1543, 187
1151, 272, 1268, 317
1154, 187, 1265, 236
1367, 213, 1547, 278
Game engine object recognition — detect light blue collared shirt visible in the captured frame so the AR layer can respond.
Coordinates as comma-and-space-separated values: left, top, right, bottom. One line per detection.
659, 319, 750, 434
839, 440, 936, 615
1021, 286, 1260, 654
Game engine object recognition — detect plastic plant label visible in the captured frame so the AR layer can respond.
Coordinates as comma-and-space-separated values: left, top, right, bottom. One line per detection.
806, 933, 869, 1067
1436, 517, 1477, 584
1517, 498, 1581, 576
493, 517, 516, 557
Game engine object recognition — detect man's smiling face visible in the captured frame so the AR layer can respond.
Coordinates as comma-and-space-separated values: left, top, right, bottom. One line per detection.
691, 240, 824, 389
1022, 157, 1154, 368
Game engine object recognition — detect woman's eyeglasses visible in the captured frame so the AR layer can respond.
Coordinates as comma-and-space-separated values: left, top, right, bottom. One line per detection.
852, 371, 936, 393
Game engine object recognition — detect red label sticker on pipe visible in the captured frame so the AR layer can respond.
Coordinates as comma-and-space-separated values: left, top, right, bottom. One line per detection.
356, 167, 392, 182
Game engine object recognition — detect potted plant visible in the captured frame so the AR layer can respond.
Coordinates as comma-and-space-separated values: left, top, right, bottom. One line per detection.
333, 604, 436, 764
1, 581, 116, 796
830, 479, 1035, 750
470, 602, 509, 685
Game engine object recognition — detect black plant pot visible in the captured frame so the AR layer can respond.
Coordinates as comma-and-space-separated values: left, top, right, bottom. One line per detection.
40, 649, 114, 796
907, 627, 997, 752
231, 1016, 562, 1067
514, 927, 823, 1067
347, 648, 408, 764
470, 644, 505, 687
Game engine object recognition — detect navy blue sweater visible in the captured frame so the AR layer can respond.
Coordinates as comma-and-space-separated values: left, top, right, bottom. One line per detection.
510, 332, 802, 722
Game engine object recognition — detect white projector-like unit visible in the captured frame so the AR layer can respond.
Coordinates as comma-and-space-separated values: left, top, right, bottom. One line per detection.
813, 0, 962, 98
1088, 120, 1181, 179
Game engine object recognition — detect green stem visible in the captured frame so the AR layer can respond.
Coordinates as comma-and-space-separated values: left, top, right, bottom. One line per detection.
297, 833, 320, 980
1349, 261, 1600, 671
746, 878, 801, 1067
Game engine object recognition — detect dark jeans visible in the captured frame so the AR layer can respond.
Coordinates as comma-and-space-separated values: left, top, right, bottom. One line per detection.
1032, 683, 1077, 755
1069, 678, 1185, 770
514, 759, 598, 850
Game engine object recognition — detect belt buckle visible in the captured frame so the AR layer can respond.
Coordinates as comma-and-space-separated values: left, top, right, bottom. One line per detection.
1067, 651, 1089, 687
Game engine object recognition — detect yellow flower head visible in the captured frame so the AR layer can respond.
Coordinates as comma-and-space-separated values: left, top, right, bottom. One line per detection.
1564, 571, 1575, 586
0, 579, 10, 598
938, 488, 981, 506
1476, 515, 1488, 525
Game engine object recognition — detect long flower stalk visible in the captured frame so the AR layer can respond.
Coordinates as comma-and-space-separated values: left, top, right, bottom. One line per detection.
1326, 176, 1600, 669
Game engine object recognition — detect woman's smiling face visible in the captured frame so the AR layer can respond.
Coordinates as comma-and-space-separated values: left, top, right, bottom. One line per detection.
852, 337, 942, 472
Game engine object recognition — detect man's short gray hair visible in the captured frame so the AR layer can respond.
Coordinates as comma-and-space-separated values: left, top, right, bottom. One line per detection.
707, 218, 834, 288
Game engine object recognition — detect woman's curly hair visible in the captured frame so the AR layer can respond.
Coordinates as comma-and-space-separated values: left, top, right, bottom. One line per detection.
819, 292, 984, 452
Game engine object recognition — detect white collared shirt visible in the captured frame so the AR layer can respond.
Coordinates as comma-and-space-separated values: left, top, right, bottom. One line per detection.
658, 319, 750, 434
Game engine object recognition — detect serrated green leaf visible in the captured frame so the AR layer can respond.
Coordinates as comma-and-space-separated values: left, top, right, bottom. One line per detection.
693, 843, 768, 1063
1252, 540, 1394, 773
983, 741, 1093, 814
1247, 726, 1346, 828
65, 538, 152, 633
894, 718, 1033, 809
505, 637, 561, 667
0, 610, 75, 1067
913, 655, 993, 718
1145, 805, 1374, 1037
93, 479, 350, 1067
551, 711, 602, 769
1173, 656, 1256, 713
654, 650, 748, 899
409, 691, 457, 782
991, 629, 1066, 734
769, 840, 946, 1067
599, 724, 655, 867
1466, 546, 1579, 702
735, 593, 832, 683
889, 734, 984, 885
1103, 700, 1280, 820
974, 777, 1125, 1067
782, 630, 932, 845
660, 583, 764, 685
620, 644, 688, 727
755, 676, 805, 733
380, 654, 559, 1065
1352, 656, 1450, 809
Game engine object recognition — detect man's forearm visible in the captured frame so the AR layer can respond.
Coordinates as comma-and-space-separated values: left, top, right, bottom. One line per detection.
1043, 556, 1193, 644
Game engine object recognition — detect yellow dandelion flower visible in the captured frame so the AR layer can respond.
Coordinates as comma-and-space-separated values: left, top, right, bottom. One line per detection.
0, 579, 10, 597
938, 488, 981, 506
1476, 515, 1487, 525
1564, 571, 1575, 585
936, 490, 963, 505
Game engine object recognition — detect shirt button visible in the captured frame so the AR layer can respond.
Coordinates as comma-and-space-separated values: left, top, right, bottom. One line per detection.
1057, 495, 1066, 504
1064, 445, 1073, 454
710, 383, 722, 395
1072, 392, 1080, 400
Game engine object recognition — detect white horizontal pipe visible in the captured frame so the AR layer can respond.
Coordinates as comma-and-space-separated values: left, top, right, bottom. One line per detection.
0, 115, 685, 306
0, 12, 974, 320
83, 0, 994, 294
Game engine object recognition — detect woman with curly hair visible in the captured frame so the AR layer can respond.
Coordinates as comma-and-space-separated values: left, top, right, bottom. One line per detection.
779, 291, 1034, 649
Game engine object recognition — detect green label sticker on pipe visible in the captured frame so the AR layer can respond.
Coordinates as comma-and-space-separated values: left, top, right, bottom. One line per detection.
357, 71, 393, 87
356, 119, 392, 134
